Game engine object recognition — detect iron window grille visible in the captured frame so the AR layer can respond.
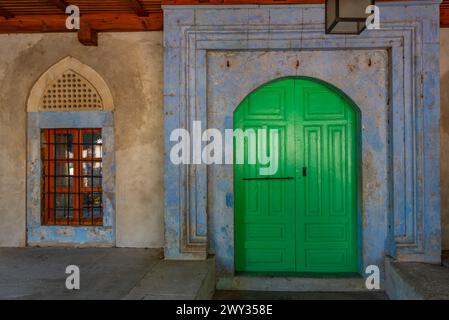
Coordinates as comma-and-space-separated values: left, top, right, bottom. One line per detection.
41, 128, 103, 226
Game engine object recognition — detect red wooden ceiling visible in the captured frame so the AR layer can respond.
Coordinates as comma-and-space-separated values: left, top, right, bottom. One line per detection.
0, 1, 162, 15
0, 0, 447, 44
442, 0, 449, 27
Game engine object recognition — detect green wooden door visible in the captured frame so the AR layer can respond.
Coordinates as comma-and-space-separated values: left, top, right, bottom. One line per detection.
234, 78, 358, 273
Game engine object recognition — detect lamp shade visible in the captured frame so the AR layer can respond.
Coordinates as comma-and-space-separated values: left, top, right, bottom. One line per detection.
326, 0, 375, 35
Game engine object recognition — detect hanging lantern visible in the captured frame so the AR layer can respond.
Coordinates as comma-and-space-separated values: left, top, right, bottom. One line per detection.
326, 0, 374, 35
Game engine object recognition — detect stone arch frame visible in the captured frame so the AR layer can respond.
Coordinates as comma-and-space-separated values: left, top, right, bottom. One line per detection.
163, 3, 442, 280
27, 56, 114, 112
26, 56, 116, 246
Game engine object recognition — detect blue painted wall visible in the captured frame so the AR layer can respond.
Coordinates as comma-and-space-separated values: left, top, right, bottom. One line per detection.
163, 1, 441, 276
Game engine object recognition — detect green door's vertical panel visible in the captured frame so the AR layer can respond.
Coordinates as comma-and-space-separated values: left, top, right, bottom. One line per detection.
234, 79, 296, 272
303, 126, 323, 216
295, 79, 358, 273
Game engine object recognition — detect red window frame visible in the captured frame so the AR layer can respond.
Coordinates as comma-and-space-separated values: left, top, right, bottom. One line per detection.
41, 128, 103, 226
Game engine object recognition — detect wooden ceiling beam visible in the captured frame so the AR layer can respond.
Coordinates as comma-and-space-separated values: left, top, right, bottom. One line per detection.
47, 0, 70, 12
78, 23, 98, 46
0, 5, 14, 19
0, 13, 163, 33
442, 0, 449, 28
442, 9, 449, 28
127, 0, 149, 16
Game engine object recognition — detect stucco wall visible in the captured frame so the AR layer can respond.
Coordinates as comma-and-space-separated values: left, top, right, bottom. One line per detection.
441, 29, 449, 251
0, 32, 164, 248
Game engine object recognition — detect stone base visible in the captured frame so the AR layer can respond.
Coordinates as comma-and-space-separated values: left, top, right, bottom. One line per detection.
125, 256, 215, 300
385, 256, 449, 300
216, 275, 373, 293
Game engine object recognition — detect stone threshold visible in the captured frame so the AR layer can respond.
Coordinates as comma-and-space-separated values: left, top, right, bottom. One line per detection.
217, 275, 375, 293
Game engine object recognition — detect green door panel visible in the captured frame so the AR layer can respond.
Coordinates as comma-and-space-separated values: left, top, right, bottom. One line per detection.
234, 79, 296, 272
234, 77, 358, 273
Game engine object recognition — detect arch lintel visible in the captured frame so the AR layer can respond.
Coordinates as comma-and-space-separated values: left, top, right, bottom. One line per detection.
234, 76, 361, 116
27, 56, 114, 112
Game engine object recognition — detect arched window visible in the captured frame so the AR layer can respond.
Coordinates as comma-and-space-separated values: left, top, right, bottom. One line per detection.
27, 57, 115, 246
27, 56, 113, 112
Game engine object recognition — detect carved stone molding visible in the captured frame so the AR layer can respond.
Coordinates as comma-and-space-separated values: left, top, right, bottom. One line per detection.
163, 2, 441, 268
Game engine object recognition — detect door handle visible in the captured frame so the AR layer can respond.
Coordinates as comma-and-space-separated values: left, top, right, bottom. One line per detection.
302, 167, 307, 177
242, 177, 294, 181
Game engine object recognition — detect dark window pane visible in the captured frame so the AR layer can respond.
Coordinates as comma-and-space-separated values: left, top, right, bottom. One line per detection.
82, 162, 102, 176
55, 209, 66, 220
55, 194, 74, 209
93, 178, 102, 188
82, 177, 89, 188
82, 208, 92, 219
92, 193, 102, 206
82, 144, 102, 159
55, 144, 74, 159
55, 176, 74, 188
54, 134, 74, 159
54, 133, 69, 144
55, 162, 74, 176
83, 132, 102, 145
82, 192, 102, 207
93, 208, 102, 219
82, 131, 102, 159
82, 177, 102, 188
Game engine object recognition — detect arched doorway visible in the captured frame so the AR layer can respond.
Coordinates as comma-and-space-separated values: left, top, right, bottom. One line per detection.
234, 77, 360, 273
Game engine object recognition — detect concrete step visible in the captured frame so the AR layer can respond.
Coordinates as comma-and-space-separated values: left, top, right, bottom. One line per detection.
385, 257, 449, 300
217, 275, 371, 292
124, 257, 215, 300
214, 290, 388, 300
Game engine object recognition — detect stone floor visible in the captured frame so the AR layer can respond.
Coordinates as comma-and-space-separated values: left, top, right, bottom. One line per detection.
9, 247, 449, 300
0, 247, 214, 300
213, 290, 388, 300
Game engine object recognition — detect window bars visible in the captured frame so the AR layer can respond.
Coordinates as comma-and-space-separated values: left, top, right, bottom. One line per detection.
41, 128, 103, 226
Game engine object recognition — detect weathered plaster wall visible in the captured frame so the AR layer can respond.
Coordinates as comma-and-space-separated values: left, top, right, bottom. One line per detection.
0, 32, 164, 248
441, 29, 449, 251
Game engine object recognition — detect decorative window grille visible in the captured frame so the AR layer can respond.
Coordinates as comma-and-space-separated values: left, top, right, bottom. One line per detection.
41, 128, 103, 226
39, 70, 103, 111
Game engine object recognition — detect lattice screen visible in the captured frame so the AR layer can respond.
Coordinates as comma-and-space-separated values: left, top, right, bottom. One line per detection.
39, 70, 103, 111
